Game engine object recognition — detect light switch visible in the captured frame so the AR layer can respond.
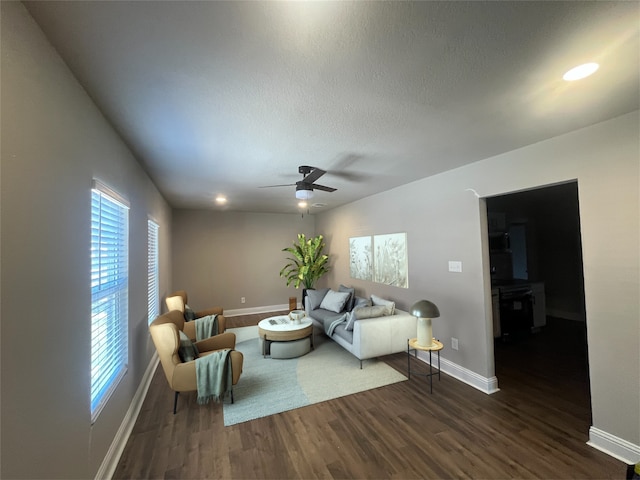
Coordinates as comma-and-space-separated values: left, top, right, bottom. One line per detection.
448, 261, 463, 273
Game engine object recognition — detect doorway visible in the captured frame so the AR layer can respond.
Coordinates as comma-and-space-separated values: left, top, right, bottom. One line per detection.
485, 181, 592, 426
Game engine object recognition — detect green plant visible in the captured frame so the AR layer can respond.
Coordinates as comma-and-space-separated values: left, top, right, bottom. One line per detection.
280, 234, 330, 289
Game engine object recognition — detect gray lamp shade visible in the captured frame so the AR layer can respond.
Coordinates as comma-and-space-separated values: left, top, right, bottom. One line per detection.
410, 300, 440, 318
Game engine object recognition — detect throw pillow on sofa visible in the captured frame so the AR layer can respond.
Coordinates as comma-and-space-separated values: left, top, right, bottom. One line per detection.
339, 284, 356, 311
306, 288, 330, 311
320, 289, 351, 313
371, 294, 396, 315
345, 304, 390, 331
344, 296, 372, 330
353, 296, 372, 309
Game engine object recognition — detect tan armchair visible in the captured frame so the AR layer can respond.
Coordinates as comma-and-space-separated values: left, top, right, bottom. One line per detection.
165, 290, 226, 339
150, 310, 243, 413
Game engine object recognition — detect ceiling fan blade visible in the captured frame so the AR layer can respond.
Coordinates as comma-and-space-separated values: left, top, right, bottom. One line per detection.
301, 166, 326, 185
258, 183, 296, 188
310, 183, 337, 192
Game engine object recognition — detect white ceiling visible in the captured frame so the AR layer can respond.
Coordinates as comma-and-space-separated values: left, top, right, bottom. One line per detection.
25, 1, 639, 214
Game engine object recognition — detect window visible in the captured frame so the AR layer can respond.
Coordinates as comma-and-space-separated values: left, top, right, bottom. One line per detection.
147, 219, 159, 323
90, 180, 129, 422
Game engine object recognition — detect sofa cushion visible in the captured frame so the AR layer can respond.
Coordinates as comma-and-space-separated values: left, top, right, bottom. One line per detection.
371, 294, 396, 315
332, 324, 354, 344
339, 284, 356, 311
323, 312, 348, 336
306, 288, 330, 311
178, 331, 199, 362
313, 308, 345, 325
320, 289, 351, 313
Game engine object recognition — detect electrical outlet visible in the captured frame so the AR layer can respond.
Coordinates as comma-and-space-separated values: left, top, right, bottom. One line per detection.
451, 337, 459, 350
241, 297, 246, 304
448, 261, 463, 273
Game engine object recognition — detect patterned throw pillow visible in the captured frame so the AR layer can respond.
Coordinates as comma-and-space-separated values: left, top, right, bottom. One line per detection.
184, 305, 196, 321
178, 331, 199, 362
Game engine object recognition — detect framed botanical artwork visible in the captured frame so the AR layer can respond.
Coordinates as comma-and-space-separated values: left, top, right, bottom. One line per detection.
350, 233, 408, 288
373, 233, 408, 288
349, 236, 373, 281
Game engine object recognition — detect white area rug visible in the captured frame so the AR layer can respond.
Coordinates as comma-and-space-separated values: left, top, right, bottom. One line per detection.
223, 326, 407, 426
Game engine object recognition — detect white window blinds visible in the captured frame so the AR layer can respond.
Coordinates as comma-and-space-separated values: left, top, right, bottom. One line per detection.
148, 219, 160, 323
90, 181, 129, 423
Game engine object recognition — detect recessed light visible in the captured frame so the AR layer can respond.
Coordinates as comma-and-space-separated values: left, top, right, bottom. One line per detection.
563, 62, 599, 81
298, 201, 308, 208
215, 195, 227, 204
311, 203, 327, 208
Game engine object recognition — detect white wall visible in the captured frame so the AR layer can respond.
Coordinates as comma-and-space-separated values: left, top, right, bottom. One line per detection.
316, 112, 640, 451
172, 209, 315, 312
1, 3, 172, 478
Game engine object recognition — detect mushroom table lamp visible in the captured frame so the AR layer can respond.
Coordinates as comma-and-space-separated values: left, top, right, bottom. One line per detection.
410, 300, 441, 348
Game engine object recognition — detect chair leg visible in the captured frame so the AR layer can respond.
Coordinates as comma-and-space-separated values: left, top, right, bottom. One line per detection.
230, 389, 234, 404
173, 392, 179, 414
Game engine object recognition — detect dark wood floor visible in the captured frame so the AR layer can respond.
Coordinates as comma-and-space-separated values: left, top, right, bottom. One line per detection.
113, 314, 624, 479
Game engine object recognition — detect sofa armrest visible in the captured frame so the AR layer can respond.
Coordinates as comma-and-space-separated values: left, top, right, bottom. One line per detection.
172, 361, 197, 391
196, 309, 225, 330
352, 310, 416, 360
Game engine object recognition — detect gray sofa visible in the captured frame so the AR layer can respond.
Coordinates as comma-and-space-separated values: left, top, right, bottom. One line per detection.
304, 286, 417, 368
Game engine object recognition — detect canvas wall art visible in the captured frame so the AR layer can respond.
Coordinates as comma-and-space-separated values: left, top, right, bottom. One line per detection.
349, 236, 373, 281
374, 233, 408, 288
349, 233, 408, 288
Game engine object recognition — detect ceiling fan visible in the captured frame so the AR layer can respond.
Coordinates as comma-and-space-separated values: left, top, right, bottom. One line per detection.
260, 165, 337, 200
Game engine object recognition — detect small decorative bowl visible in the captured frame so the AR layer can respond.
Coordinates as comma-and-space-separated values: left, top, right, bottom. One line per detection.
289, 310, 305, 323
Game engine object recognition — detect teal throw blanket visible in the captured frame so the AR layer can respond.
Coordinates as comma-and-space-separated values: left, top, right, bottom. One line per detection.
195, 349, 232, 404
195, 314, 218, 341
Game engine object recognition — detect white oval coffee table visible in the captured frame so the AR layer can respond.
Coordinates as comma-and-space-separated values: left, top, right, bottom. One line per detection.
258, 314, 313, 358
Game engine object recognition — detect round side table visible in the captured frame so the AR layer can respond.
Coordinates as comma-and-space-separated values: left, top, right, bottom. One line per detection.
407, 338, 444, 393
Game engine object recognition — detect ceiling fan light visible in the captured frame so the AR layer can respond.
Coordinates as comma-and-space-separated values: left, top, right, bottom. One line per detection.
563, 62, 599, 81
295, 188, 313, 200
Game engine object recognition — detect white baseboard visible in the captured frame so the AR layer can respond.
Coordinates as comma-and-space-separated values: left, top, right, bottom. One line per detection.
415, 351, 500, 394
588, 427, 640, 464
95, 353, 159, 480
225, 303, 293, 317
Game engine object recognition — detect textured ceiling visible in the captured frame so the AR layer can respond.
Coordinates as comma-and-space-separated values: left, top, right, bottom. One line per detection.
25, 1, 639, 214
